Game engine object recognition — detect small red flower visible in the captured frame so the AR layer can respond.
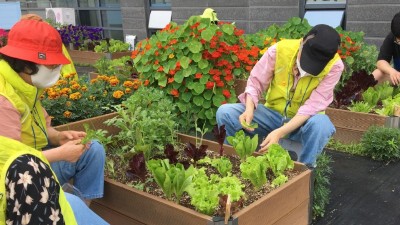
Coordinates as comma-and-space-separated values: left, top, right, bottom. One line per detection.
170, 89, 179, 97
222, 89, 231, 98
195, 73, 202, 79
206, 81, 214, 90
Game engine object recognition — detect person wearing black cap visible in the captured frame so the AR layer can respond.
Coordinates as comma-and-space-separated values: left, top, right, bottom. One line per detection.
372, 12, 400, 85
216, 24, 344, 168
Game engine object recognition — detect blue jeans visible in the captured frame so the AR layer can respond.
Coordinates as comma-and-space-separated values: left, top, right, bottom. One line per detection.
216, 103, 335, 167
51, 140, 105, 199
65, 193, 109, 225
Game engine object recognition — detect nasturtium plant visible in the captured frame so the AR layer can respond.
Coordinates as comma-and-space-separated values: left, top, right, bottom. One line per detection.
132, 16, 259, 129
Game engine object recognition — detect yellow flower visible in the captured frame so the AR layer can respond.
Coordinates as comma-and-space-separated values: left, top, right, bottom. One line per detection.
63, 111, 72, 118
113, 90, 124, 99
260, 47, 268, 55
169, 53, 175, 59
125, 88, 132, 94
69, 92, 82, 100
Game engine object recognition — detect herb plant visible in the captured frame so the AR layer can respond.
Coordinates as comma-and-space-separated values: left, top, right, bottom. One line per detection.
360, 126, 400, 161
80, 123, 111, 145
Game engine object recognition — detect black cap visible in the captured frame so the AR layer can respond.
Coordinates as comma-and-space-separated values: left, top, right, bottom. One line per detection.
300, 24, 340, 75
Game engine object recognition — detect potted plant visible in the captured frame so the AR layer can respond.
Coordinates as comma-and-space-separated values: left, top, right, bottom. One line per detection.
58, 25, 130, 64
132, 16, 260, 130
41, 72, 141, 126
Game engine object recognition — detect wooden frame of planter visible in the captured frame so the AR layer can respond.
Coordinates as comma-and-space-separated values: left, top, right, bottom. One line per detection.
326, 108, 389, 144
55, 114, 312, 225
67, 49, 131, 65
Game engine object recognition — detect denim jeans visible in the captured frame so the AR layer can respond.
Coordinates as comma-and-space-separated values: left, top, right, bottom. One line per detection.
51, 140, 105, 199
65, 193, 109, 225
216, 103, 335, 167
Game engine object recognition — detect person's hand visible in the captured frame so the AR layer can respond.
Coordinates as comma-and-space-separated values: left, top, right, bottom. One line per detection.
58, 130, 86, 146
389, 70, 400, 85
259, 129, 283, 153
59, 139, 87, 163
239, 110, 254, 131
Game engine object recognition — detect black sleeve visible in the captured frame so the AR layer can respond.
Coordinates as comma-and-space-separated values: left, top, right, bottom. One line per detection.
378, 33, 395, 63
5, 154, 65, 225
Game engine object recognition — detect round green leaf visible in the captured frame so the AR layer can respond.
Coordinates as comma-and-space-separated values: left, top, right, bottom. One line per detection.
198, 59, 209, 70
182, 91, 192, 103
188, 40, 202, 53
158, 76, 167, 87
180, 56, 190, 69
222, 24, 234, 35
203, 90, 213, 100
192, 53, 202, 62
212, 94, 225, 106
193, 83, 205, 94
174, 72, 184, 83
205, 108, 215, 120
193, 95, 204, 106
177, 102, 188, 112
201, 28, 216, 42
200, 74, 210, 84
203, 99, 211, 108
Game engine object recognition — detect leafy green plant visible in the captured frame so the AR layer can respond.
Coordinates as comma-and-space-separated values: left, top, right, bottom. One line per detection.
147, 159, 196, 203
312, 153, 333, 220
227, 130, 258, 161
80, 123, 112, 145
93, 56, 135, 77
361, 87, 380, 107
326, 139, 364, 156
94, 39, 130, 53
105, 86, 178, 158
348, 101, 374, 113
360, 126, 400, 161
132, 16, 260, 130
240, 155, 268, 190
198, 156, 232, 177
265, 144, 294, 187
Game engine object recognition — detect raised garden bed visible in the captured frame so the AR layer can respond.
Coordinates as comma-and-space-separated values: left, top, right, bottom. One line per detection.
55, 114, 312, 225
325, 108, 398, 144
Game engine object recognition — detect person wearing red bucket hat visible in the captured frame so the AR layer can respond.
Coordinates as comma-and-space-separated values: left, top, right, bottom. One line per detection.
0, 20, 108, 224
217, 24, 344, 168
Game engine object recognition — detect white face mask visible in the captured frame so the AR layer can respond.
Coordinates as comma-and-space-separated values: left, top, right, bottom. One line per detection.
31, 65, 62, 88
296, 56, 309, 78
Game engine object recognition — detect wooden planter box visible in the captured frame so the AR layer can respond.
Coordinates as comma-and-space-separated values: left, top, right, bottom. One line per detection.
326, 108, 389, 144
67, 49, 131, 65
55, 114, 312, 225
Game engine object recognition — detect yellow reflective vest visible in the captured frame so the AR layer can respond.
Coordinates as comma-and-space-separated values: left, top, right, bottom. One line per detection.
265, 39, 340, 118
0, 136, 77, 225
0, 60, 49, 150
61, 44, 78, 79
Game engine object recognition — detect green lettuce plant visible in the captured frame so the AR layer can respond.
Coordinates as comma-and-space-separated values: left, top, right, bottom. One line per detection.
348, 101, 374, 113
226, 130, 258, 161
240, 156, 268, 190
94, 39, 130, 53
265, 144, 294, 187
198, 156, 232, 177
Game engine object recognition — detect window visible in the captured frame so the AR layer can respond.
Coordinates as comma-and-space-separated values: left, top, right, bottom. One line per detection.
302, 0, 347, 29
147, 0, 172, 36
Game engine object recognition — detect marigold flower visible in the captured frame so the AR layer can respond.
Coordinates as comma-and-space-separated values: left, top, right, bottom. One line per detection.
109, 78, 120, 86
125, 88, 132, 94
63, 111, 72, 118
113, 90, 124, 99
123, 80, 134, 88
132, 79, 141, 90
65, 101, 72, 107
71, 83, 81, 90
69, 92, 82, 100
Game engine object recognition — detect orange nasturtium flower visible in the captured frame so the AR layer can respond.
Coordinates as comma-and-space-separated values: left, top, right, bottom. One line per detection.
113, 90, 124, 99
170, 89, 179, 97
63, 111, 72, 118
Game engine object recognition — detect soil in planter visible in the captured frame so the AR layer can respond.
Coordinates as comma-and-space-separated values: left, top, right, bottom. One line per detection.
105, 144, 301, 217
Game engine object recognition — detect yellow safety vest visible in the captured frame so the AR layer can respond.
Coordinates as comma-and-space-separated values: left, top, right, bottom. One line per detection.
0, 60, 49, 150
0, 136, 77, 225
265, 39, 340, 118
61, 44, 78, 79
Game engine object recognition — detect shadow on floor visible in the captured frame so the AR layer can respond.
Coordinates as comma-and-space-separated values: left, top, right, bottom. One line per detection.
313, 150, 400, 225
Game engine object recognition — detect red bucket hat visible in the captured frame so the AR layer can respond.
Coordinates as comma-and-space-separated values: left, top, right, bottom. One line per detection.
0, 20, 70, 65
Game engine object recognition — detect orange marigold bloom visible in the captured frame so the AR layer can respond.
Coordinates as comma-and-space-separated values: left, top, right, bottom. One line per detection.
132, 79, 141, 90
123, 80, 134, 88
63, 111, 72, 118
125, 88, 132, 94
71, 83, 81, 90
69, 92, 82, 100
109, 78, 120, 86
81, 86, 88, 92
65, 101, 72, 107
113, 90, 124, 99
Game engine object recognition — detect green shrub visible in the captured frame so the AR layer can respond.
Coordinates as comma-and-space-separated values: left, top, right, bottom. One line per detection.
360, 126, 400, 161
313, 153, 333, 220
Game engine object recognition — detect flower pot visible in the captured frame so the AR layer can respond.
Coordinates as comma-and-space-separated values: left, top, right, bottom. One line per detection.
90, 132, 311, 225
67, 49, 131, 65
326, 108, 388, 144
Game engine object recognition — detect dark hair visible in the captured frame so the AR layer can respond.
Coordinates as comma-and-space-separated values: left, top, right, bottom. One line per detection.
391, 12, 400, 38
0, 54, 38, 75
